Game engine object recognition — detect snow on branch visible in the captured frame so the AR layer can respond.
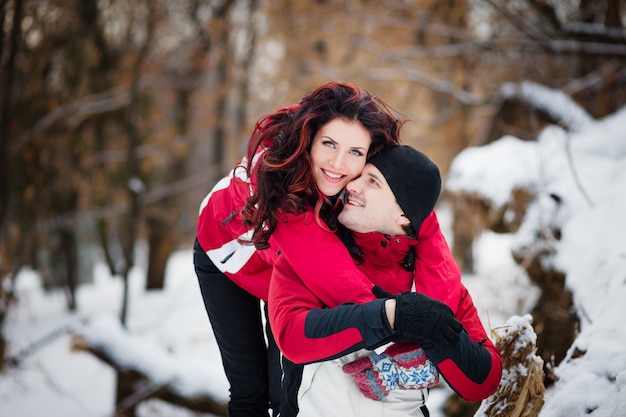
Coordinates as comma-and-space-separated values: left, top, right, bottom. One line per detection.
70, 314, 227, 416
500, 81, 593, 132
563, 21, 626, 42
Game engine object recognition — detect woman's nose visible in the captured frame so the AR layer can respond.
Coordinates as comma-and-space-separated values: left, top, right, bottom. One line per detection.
329, 153, 346, 169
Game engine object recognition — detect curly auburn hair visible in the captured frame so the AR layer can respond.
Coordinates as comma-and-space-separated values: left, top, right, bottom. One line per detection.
241, 81, 404, 249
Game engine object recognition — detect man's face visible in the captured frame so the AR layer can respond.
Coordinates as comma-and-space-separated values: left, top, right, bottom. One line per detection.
338, 163, 410, 235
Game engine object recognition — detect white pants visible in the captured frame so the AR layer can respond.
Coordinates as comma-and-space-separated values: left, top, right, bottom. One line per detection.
297, 351, 428, 417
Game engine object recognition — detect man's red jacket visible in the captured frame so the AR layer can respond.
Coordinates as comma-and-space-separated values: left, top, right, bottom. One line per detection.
269, 212, 503, 402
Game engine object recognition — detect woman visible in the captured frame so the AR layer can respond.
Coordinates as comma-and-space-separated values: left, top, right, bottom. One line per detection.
194, 81, 403, 417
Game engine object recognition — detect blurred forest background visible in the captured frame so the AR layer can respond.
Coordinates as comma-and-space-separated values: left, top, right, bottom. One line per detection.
1, 0, 625, 414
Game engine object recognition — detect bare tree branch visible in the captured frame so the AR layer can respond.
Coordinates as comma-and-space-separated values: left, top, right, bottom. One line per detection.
9, 77, 151, 150
7, 322, 76, 367
485, 0, 626, 55
363, 67, 487, 106
8, 73, 203, 151
527, 0, 626, 41
527, 0, 562, 30
563, 21, 626, 41
484, 0, 554, 42
564, 133, 595, 208
35, 167, 216, 233
536, 38, 626, 55
562, 58, 624, 96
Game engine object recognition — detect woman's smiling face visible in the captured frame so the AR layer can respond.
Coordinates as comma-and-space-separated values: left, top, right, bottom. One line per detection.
310, 118, 372, 197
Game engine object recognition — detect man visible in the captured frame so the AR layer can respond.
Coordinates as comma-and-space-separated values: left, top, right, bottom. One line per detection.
269, 146, 502, 417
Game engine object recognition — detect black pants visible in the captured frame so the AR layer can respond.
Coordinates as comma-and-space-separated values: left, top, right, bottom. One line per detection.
194, 239, 281, 416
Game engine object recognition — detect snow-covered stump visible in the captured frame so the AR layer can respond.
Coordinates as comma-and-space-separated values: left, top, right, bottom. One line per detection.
70, 314, 228, 416
475, 314, 544, 417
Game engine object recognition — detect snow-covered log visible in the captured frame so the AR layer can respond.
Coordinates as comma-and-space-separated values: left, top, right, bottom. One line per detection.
474, 315, 544, 417
70, 314, 227, 416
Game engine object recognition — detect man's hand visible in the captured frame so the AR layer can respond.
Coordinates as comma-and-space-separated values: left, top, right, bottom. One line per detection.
395, 291, 463, 351
373, 286, 463, 351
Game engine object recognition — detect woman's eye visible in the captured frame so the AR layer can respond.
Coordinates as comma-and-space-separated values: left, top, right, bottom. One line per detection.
323, 140, 335, 148
350, 149, 364, 156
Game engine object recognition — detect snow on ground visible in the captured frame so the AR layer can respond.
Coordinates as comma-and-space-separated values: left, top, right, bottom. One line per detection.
1, 250, 228, 417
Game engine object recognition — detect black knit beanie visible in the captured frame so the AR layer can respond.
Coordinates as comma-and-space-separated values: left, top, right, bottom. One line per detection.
368, 145, 442, 235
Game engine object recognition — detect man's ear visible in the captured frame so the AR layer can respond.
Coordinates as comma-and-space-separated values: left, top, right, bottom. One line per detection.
397, 214, 411, 226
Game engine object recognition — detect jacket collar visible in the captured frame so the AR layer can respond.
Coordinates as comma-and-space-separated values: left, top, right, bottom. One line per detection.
350, 231, 417, 269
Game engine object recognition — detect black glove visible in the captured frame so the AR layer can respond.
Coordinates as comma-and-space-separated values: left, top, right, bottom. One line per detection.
395, 291, 463, 351
373, 286, 463, 351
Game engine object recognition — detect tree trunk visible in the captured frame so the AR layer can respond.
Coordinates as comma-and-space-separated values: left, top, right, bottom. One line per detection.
145, 215, 173, 290
0, 0, 24, 370
115, 371, 142, 417
61, 227, 78, 311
